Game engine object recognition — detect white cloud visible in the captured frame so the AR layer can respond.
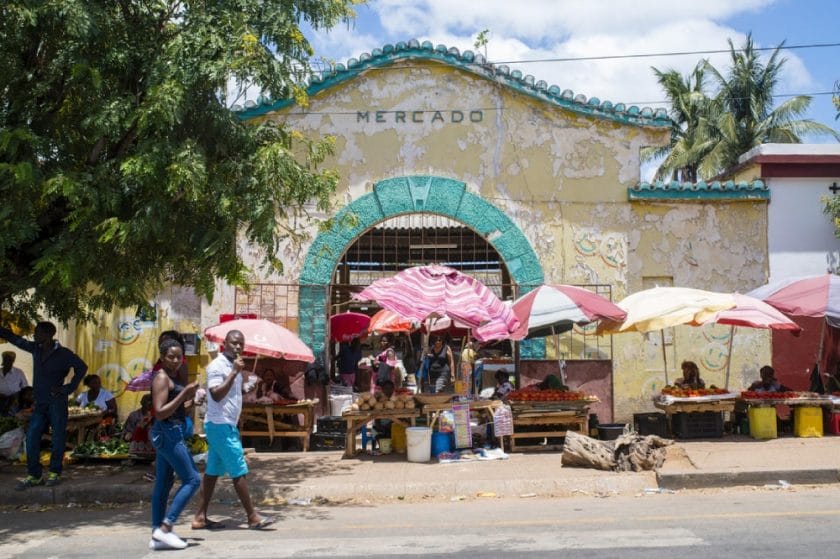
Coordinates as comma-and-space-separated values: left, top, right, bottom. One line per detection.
306, 0, 817, 116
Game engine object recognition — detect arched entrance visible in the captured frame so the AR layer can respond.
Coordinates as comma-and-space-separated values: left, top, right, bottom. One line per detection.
298, 176, 544, 356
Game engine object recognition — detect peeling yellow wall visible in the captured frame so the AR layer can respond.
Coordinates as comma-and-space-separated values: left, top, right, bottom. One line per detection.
247, 60, 769, 422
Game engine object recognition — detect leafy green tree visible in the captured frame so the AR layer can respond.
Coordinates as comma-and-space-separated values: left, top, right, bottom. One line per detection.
644, 62, 716, 182
702, 34, 839, 174
0, 1, 358, 323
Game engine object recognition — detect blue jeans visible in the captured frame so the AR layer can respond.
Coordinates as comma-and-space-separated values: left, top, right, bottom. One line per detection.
26, 399, 68, 477
150, 421, 200, 529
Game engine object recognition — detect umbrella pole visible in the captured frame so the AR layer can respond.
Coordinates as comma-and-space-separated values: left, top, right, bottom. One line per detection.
660, 330, 669, 385
817, 317, 827, 370
724, 325, 735, 390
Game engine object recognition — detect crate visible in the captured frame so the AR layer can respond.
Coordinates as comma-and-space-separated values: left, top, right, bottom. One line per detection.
748, 406, 777, 439
316, 416, 348, 434
793, 406, 823, 438
671, 412, 724, 439
310, 432, 346, 451
633, 413, 669, 437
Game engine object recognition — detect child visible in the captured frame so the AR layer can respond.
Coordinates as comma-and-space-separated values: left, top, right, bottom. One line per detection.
371, 380, 395, 451
493, 370, 514, 400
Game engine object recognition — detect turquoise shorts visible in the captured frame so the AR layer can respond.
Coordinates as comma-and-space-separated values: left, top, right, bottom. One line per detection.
205, 423, 249, 478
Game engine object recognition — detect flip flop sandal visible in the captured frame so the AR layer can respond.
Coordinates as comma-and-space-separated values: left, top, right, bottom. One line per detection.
192, 519, 226, 530
248, 517, 275, 530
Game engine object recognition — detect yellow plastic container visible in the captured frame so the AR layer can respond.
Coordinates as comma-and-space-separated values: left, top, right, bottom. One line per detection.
391, 422, 407, 453
793, 406, 823, 438
748, 406, 777, 439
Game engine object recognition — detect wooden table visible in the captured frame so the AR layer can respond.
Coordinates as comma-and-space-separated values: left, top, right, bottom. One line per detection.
341, 410, 419, 458
238, 400, 317, 451
509, 402, 590, 452
20, 411, 104, 450
653, 399, 736, 423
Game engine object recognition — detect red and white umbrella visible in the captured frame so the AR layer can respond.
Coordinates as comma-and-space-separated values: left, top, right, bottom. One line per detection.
329, 311, 370, 342
353, 265, 519, 341
697, 293, 801, 389
481, 284, 626, 341
747, 274, 840, 324
204, 318, 315, 362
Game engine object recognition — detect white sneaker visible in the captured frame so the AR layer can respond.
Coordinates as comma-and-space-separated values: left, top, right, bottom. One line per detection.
148, 538, 173, 551
152, 527, 187, 550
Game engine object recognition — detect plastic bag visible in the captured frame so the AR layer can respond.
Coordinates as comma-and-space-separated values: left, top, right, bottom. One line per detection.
0, 427, 24, 460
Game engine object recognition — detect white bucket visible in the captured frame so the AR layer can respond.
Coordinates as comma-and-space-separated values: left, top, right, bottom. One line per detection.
405, 427, 432, 463
329, 394, 353, 416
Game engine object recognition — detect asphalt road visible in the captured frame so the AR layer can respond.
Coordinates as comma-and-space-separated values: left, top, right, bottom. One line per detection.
2, 485, 839, 558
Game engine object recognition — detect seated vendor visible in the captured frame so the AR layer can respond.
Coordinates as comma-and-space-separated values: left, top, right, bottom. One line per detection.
674, 361, 705, 389
493, 369, 514, 400
77, 374, 117, 417
537, 374, 566, 391
748, 365, 791, 393
123, 394, 153, 450
9, 386, 34, 419
0, 350, 28, 415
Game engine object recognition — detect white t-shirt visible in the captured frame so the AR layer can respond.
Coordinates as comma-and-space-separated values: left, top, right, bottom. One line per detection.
77, 388, 114, 410
0, 367, 28, 396
205, 354, 255, 426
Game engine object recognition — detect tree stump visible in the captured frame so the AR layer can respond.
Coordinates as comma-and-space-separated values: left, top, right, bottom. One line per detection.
561, 430, 616, 470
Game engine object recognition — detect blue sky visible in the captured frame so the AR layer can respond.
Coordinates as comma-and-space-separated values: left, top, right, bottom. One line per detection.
304, 0, 840, 138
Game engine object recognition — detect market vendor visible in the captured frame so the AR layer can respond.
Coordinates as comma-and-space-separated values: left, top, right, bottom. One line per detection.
77, 374, 117, 417
9, 386, 34, 419
371, 380, 396, 450
123, 394, 153, 454
748, 365, 791, 393
493, 369, 515, 400
674, 361, 705, 389
0, 351, 28, 414
537, 374, 566, 391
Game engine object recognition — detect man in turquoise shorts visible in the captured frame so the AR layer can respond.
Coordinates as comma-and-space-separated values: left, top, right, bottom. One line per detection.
191, 330, 274, 530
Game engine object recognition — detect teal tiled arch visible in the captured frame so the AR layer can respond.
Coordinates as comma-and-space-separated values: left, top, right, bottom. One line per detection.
299, 176, 545, 358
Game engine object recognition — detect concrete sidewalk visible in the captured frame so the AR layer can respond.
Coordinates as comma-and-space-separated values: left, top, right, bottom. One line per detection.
1, 435, 838, 507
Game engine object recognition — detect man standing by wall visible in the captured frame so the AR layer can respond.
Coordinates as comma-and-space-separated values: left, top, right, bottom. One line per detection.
0, 321, 88, 489
191, 330, 274, 530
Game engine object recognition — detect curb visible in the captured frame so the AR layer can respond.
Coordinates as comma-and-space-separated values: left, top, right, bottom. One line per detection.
658, 468, 840, 490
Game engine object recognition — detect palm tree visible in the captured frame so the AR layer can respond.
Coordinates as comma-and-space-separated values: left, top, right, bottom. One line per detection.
644, 62, 716, 182
702, 34, 839, 174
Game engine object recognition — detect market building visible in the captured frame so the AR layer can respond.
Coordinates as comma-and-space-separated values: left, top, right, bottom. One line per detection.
2, 41, 795, 425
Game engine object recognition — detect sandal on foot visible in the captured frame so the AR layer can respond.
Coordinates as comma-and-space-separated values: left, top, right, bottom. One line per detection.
191, 519, 225, 530
248, 516, 275, 530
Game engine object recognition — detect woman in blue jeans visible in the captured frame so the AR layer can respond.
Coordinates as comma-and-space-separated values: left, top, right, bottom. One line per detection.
149, 338, 201, 551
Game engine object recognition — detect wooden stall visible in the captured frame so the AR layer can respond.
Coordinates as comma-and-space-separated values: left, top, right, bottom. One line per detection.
341, 409, 419, 458
238, 399, 318, 450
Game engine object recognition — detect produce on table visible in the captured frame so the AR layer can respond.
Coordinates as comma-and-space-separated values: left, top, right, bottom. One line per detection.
186, 434, 208, 455
507, 389, 595, 402
660, 385, 730, 397
73, 436, 130, 458
346, 391, 414, 413
67, 405, 102, 417
740, 390, 816, 400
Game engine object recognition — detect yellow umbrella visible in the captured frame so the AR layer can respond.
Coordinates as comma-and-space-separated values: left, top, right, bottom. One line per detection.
598, 287, 737, 383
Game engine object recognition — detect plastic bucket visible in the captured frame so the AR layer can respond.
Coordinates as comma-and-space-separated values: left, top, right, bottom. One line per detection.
406, 427, 432, 463
431, 431, 453, 457
597, 423, 627, 441
391, 423, 407, 453
329, 394, 353, 416
378, 438, 392, 454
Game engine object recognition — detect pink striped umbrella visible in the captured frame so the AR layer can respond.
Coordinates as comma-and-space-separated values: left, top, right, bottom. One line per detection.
353, 265, 519, 341
747, 274, 840, 323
